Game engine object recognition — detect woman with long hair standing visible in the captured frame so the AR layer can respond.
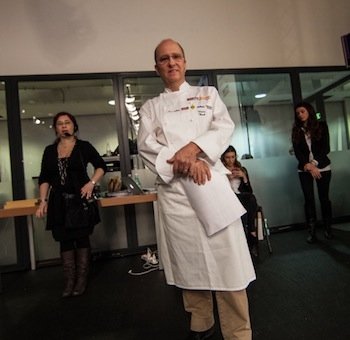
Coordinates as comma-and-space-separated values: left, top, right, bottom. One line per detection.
292, 102, 333, 243
36, 112, 106, 297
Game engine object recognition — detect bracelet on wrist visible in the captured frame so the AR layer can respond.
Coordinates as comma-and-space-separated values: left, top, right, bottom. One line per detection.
38, 198, 48, 204
90, 180, 96, 186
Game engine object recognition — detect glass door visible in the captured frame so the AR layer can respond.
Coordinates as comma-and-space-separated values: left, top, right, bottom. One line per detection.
0, 80, 17, 266
18, 78, 127, 261
216, 72, 298, 228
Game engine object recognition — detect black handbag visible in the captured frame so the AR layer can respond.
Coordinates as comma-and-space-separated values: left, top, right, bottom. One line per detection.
64, 195, 100, 229
64, 145, 100, 229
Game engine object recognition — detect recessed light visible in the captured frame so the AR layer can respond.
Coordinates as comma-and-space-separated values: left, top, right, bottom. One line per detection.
255, 93, 266, 99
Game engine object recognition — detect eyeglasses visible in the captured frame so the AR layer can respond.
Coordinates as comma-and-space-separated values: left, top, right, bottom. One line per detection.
157, 53, 184, 65
56, 120, 72, 127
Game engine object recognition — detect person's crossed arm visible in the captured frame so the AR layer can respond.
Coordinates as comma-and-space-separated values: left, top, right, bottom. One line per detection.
167, 142, 211, 185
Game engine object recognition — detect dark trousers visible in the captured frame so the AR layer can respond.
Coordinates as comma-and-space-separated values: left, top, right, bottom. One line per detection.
237, 192, 258, 233
298, 170, 332, 225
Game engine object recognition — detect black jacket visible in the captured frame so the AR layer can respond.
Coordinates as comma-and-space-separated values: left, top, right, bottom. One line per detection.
39, 139, 106, 194
38, 139, 106, 235
292, 121, 331, 170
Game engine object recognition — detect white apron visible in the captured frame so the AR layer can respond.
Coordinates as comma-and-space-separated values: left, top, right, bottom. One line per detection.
157, 181, 256, 290
138, 82, 256, 290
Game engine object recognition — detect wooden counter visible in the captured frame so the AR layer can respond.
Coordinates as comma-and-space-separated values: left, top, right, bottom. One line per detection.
0, 200, 39, 279
0, 205, 38, 219
0, 193, 160, 273
98, 193, 157, 207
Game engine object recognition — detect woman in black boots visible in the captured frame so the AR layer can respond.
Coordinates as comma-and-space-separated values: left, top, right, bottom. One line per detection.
36, 112, 106, 297
291, 102, 333, 243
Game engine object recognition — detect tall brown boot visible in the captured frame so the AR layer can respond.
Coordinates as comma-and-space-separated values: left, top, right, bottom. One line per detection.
61, 250, 76, 298
72, 248, 90, 296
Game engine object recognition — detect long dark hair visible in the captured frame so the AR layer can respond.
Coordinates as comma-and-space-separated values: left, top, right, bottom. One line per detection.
291, 102, 321, 143
221, 145, 242, 169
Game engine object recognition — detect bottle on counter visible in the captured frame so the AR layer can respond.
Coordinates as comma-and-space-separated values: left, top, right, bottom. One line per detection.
133, 173, 142, 189
106, 143, 112, 156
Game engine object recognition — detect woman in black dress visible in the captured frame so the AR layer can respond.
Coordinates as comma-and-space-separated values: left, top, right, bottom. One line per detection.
36, 112, 107, 297
292, 102, 333, 243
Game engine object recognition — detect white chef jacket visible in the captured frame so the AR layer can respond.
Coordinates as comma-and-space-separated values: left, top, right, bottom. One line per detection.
138, 82, 256, 290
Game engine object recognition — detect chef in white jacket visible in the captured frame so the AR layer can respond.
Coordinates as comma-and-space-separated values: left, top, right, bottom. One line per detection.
137, 38, 256, 340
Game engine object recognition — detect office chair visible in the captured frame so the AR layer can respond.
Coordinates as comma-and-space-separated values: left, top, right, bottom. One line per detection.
242, 204, 273, 258
255, 206, 273, 254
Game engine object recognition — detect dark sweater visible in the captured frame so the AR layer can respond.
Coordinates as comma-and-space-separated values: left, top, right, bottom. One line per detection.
38, 139, 106, 238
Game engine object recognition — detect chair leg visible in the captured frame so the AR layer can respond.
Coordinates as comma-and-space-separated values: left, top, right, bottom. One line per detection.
263, 217, 273, 254
256, 206, 273, 255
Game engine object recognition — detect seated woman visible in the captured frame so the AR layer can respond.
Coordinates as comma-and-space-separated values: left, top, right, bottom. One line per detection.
221, 145, 258, 255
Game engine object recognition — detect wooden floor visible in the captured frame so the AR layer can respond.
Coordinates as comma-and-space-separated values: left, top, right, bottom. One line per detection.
1, 226, 350, 340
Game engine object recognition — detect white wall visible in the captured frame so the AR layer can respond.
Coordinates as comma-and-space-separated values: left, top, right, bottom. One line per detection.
0, 0, 349, 76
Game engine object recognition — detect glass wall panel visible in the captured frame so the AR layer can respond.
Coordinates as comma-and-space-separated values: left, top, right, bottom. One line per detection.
300, 71, 350, 101
217, 73, 294, 159
18, 79, 127, 261
217, 73, 302, 228
300, 71, 350, 151
0, 81, 12, 204
0, 81, 17, 266
300, 71, 350, 219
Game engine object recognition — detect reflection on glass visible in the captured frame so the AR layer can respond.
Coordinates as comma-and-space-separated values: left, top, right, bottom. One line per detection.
0, 81, 13, 203
217, 73, 293, 159
300, 71, 350, 151
19, 79, 116, 195
300, 71, 350, 100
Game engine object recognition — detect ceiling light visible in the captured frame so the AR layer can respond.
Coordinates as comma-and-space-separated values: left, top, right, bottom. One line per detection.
125, 96, 135, 104
108, 99, 115, 106
255, 93, 266, 99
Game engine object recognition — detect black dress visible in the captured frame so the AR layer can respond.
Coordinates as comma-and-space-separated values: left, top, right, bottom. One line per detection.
38, 139, 107, 242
